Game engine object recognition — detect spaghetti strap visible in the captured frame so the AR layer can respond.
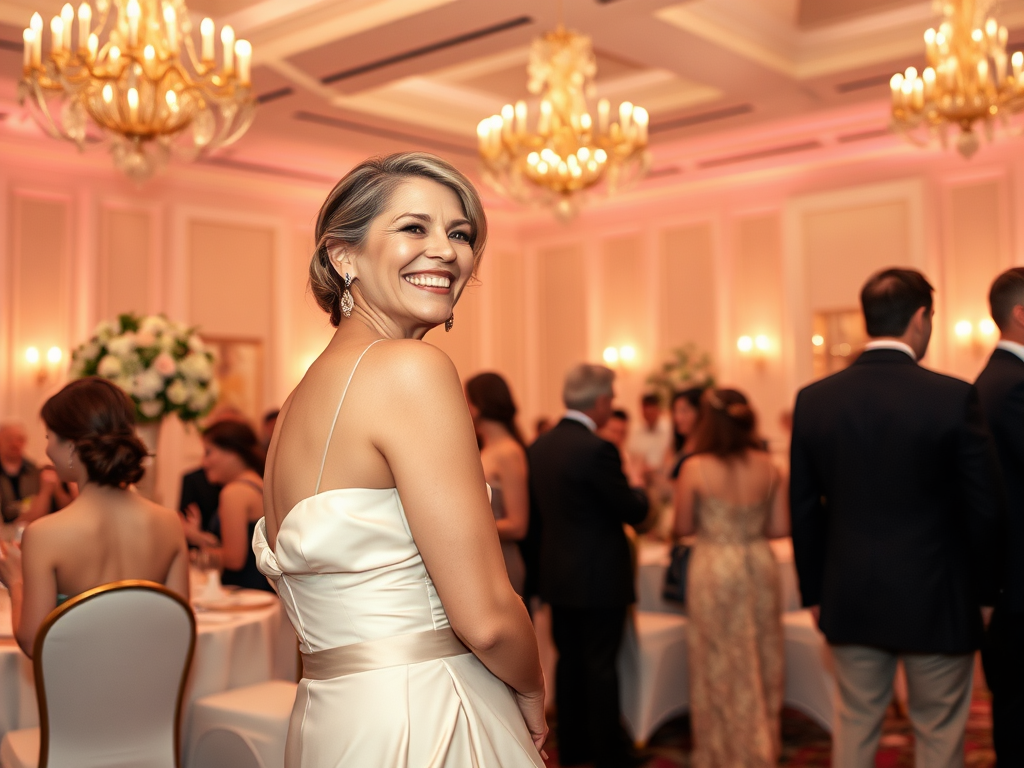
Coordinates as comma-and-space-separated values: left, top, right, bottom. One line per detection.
314, 340, 385, 494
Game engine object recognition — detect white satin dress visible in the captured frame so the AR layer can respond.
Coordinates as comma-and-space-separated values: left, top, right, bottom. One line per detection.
252, 343, 543, 768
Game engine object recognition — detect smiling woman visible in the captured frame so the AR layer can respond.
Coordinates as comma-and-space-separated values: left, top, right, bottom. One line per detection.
253, 153, 547, 767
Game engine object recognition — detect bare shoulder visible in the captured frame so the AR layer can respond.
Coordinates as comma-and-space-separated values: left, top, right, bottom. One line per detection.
367, 340, 462, 401
491, 437, 527, 468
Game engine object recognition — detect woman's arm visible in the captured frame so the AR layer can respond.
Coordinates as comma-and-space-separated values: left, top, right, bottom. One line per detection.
766, 464, 791, 538
372, 343, 545, 745
492, 444, 529, 542
3, 524, 57, 657
674, 457, 699, 538
162, 511, 191, 601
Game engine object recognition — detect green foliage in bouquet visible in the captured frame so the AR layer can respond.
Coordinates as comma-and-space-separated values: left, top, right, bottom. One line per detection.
645, 343, 716, 406
70, 313, 219, 424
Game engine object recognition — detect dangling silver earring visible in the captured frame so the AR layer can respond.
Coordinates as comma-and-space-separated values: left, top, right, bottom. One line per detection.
341, 273, 354, 319
68, 450, 74, 470
445, 313, 454, 333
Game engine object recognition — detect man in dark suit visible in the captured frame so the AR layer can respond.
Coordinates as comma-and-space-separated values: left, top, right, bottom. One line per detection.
528, 364, 649, 768
790, 268, 1002, 768
976, 267, 1024, 768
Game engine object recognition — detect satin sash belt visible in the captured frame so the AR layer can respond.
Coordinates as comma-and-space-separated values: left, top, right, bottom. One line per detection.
301, 627, 471, 680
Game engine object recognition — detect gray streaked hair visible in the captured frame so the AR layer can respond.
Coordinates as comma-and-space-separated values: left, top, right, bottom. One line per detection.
563, 364, 615, 411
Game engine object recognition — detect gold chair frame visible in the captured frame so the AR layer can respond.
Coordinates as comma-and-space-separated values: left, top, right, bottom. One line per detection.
31, 580, 196, 768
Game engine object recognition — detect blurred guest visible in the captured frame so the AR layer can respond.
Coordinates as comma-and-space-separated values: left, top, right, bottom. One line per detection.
528, 364, 649, 768
1, 423, 74, 524
599, 410, 643, 487
178, 407, 251, 534
666, 387, 704, 480
0, 378, 189, 657
791, 268, 1002, 768
976, 267, 1024, 766
675, 388, 788, 767
466, 372, 529, 596
534, 416, 553, 441
260, 409, 280, 451
627, 393, 671, 476
184, 421, 271, 592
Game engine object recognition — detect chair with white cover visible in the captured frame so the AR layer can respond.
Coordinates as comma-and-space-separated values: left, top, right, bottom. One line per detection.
187, 680, 297, 768
617, 610, 690, 747
0, 580, 196, 768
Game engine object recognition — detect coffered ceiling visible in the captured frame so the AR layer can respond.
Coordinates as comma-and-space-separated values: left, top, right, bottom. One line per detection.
1, 0, 1024, 192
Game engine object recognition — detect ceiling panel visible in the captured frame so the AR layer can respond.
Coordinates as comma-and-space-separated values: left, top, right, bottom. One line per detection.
798, 0, 922, 29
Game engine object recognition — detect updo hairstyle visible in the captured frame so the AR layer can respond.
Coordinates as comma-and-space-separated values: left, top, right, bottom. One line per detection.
466, 372, 525, 446
40, 378, 147, 487
310, 152, 488, 327
688, 388, 762, 459
202, 420, 266, 476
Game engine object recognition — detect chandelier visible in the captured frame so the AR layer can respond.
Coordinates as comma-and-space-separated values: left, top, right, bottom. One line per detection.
19, 0, 255, 180
476, 25, 650, 219
890, 0, 1024, 159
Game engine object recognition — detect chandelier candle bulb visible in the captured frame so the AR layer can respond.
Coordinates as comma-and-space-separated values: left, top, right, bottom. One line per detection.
60, 4, 74, 50
598, 98, 609, 134
235, 40, 252, 86
51, 17, 64, 53
501, 104, 514, 140
539, 99, 552, 134
923, 68, 936, 99
200, 18, 214, 61
1013, 51, 1022, 80
22, 29, 33, 71
77, 3, 90, 50
221, 25, 235, 73
925, 28, 936, 63
891, 73, 904, 107
634, 106, 648, 144
126, 0, 140, 47
127, 87, 139, 124
164, 6, 177, 52
87, 32, 97, 60
619, 101, 633, 134
515, 100, 526, 134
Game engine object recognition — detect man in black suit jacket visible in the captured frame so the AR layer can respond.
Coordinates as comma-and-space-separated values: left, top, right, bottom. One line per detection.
976, 267, 1024, 768
790, 268, 1002, 768
528, 364, 649, 768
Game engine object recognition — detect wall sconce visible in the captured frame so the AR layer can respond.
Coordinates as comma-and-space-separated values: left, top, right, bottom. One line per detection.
25, 345, 63, 385
737, 334, 772, 363
953, 318, 998, 354
603, 345, 637, 367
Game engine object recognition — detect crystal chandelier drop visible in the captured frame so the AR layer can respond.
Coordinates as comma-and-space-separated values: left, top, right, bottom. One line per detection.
890, 0, 1024, 159
19, 0, 256, 180
477, 25, 650, 219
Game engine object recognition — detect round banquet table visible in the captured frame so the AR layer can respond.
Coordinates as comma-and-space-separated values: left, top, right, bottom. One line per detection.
0, 584, 297, 745
636, 536, 802, 614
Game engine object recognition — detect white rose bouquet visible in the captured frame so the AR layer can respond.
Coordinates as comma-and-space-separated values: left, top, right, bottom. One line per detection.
69, 313, 219, 424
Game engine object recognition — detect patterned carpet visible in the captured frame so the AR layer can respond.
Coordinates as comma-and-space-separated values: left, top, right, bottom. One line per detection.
542, 685, 994, 767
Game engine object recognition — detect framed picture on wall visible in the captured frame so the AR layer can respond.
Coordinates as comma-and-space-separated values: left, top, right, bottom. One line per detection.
811, 310, 867, 379
204, 337, 263, 424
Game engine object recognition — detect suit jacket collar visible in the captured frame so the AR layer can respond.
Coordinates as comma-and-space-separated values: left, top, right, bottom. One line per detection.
990, 346, 1024, 369
854, 348, 919, 366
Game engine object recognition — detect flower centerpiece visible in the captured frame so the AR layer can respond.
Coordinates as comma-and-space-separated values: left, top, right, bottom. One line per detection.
69, 313, 218, 424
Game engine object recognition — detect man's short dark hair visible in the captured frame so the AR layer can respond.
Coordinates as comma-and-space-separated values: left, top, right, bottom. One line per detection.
263, 409, 280, 424
860, 268, 934, 338
989, 268, 1024, 331
610, 409, 629, 421
641, 394, 660, 407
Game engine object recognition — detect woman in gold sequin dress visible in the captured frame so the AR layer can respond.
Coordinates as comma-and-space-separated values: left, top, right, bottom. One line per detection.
674, 388, 790, 767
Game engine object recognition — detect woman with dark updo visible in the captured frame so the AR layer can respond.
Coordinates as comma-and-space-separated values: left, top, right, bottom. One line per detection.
183, 420, 270, 592
0, 378, 189, 657
674, 388, 789, 767
465, 372, 528, 596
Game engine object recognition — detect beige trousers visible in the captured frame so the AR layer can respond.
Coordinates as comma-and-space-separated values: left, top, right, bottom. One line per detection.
830, 645, 974, 768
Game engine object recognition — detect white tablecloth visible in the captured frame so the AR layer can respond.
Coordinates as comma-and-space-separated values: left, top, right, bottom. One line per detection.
0, 587, 296, 744
636, 537, 802, 614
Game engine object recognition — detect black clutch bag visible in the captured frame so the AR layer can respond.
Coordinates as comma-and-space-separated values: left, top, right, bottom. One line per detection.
662, 543, 692, 604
